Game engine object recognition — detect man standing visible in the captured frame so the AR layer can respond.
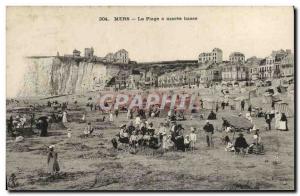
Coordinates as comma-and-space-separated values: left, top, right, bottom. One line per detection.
39, 118, 48, 137
248, 105, 252, 115
241, 100, 245, 111
221, 101, 225, 110
265, 112, 272, 131
203, 120, 214, 147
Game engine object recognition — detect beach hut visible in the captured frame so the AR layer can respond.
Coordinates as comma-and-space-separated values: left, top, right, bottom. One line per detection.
275, 101, 293, 117
203, 97, 219, 110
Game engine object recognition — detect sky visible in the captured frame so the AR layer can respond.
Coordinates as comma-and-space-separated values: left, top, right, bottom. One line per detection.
6, 6, 294, 97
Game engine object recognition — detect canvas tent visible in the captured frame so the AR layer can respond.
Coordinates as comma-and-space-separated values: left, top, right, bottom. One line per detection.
222, 115, 253, 131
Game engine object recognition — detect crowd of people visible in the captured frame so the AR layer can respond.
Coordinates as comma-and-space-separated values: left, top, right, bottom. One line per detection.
112, 119, 198, 153
6, 90, 292, 179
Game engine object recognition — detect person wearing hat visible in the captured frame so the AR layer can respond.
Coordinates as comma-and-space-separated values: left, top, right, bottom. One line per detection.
139, 122, 147, 135
47, 145, 60, 176
127, 121, 136, 135
203, 120, 214, 147
172, 124, 185, 151
265, 112, 272, 131
39, 117, 48, 137
83, 122, 94, 137
147, 122, 155, 136
234, 133, 249, 154
119, 124, 129, 144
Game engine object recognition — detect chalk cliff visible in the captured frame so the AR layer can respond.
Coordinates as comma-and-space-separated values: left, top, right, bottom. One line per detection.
18, 57, 115, 97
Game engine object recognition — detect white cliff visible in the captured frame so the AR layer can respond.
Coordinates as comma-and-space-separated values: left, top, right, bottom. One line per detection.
18, 56, 115, 97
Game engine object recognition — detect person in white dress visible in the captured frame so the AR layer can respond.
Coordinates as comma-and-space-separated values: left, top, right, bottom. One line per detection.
189, 127, 197, 151
109, 112, 114, 122
67, 128, 72, 138
127, 109, 131, 119
135, 116, 141, 126
245, 112, 253, 123
62, 111, 68, 123
275, 112, 281, 130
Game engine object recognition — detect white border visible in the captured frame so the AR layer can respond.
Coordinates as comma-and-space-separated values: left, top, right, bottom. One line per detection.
1, 0, 298, 195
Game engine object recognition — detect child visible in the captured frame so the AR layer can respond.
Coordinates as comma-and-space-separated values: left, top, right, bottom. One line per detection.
143, 132, 151, 146
129, 131, 138, 148
184, 135, 191, 152
165, 135, 174, 151
83, 122, 94, 137
224, 135, 234, 152
137, 131, 144, 146
158, 123, 167, 142
189, 127, 197, 151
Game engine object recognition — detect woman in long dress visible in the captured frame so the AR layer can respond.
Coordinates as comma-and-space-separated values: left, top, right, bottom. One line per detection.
62, 111, 68, 123
279, 113, 288, 131
47, 145, 60, 176
109, 112, 114, 122
275, 112, 281, 130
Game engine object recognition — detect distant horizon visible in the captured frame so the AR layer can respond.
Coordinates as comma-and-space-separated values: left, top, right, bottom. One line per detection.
26, 47, 294, 63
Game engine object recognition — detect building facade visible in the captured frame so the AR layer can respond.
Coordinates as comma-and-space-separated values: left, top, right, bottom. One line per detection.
73, 49, 81, 57
114, 49, 129, 64
280, 53, 294, 77
229, 52, 245, 64
258, 56, 280, 79
84, 47, 94, 58
221, 63, 249, 81
104, 53, 115, 63
198, 48, 223, 64
246, 56, 262, 81
104, 49, 129, 64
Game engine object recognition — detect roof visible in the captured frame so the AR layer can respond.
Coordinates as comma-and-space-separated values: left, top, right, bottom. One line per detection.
116, 49, 128, 53
105, 53, 114, 57
229, 52, 245, 57
212, 48, 222, 52
259, 59, 266, 66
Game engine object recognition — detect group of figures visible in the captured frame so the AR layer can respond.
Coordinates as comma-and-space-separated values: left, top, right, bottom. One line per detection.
6, 92, 291, 179
112, 119, 198, 153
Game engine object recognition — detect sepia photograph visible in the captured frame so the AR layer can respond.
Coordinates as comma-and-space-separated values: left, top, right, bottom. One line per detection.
6, 6, 295, 191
